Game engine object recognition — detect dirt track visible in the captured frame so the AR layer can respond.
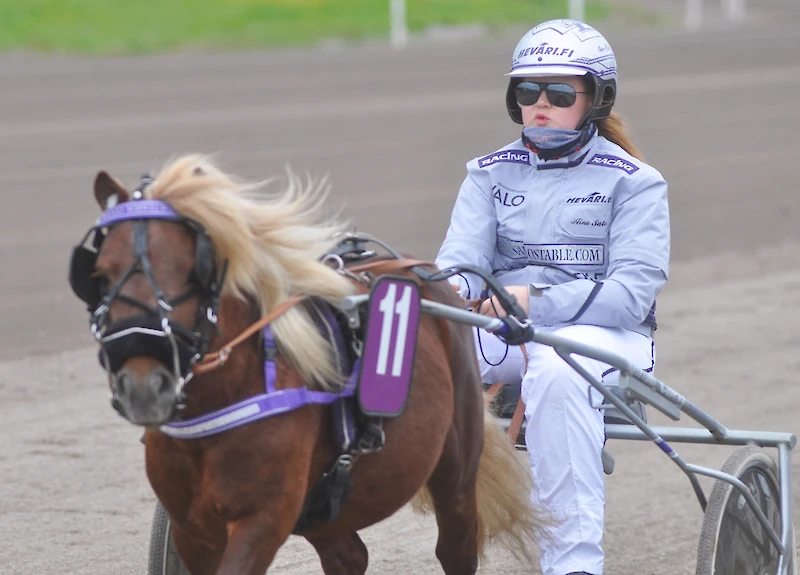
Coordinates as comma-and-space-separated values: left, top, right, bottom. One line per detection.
2, 5, 800, 574
3, 245, 799, 574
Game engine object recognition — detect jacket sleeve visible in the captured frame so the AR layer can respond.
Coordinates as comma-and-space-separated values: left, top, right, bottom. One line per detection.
434, 166, 497, 300
528, 174, 670, 329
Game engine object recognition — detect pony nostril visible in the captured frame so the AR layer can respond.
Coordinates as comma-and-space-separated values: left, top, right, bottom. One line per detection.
116, 371, 133, 396
151, 369, 174, 398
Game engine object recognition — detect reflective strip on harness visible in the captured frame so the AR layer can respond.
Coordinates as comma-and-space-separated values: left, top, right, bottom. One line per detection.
160, 325, 358, 439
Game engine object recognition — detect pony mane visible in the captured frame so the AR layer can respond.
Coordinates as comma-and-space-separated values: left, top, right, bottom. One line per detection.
145, 154, 356, 390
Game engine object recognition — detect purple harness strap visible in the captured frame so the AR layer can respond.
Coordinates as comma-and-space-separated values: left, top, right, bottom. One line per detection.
160, 325, 358, 439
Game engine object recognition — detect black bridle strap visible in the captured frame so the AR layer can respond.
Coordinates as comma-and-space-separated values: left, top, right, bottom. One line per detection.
101, 220, 202, 317
114, 285, 201, 317
134, 220, 170, 310
103, 259, 143, 312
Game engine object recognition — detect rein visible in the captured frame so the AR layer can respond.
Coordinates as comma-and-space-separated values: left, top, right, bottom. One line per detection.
191, 257, 435, 376
192, 296, 305, 375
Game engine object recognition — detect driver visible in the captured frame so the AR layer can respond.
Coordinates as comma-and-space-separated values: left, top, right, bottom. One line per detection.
434, 19, 671, 575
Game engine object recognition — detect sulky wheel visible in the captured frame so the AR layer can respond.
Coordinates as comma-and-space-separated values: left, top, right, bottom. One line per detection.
148, 501, 191, 575
697, 445, 796, 575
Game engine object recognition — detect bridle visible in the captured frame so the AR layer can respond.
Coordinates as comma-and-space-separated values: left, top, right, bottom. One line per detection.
69, 192, 227, 416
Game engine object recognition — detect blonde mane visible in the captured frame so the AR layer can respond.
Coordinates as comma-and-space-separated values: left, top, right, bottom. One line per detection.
144, 154, 356, 390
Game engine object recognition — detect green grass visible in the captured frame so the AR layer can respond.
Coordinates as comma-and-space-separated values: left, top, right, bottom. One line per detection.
0, 0, 613, 55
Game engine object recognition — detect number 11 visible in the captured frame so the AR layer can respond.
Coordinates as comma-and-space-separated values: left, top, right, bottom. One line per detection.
375, 284, 412, 377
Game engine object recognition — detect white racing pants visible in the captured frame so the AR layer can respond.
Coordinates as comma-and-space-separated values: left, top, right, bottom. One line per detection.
476, 324, 655, 575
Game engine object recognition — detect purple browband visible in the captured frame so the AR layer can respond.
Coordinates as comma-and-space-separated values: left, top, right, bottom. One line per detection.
160, 325, 358, 439
98, 200, 182, 227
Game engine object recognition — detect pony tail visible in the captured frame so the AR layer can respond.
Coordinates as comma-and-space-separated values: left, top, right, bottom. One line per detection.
596, 111, 645, 161
410, 399, 553, 566
470, 403, 552, 564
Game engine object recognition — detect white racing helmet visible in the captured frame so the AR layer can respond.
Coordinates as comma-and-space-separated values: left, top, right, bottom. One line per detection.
505, 19, 618, 126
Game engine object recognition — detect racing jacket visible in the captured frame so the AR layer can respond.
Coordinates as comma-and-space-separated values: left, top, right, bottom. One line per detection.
435, 132, 670, 336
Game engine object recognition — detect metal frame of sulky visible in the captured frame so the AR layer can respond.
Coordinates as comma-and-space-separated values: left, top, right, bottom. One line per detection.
338, 293, 797, 575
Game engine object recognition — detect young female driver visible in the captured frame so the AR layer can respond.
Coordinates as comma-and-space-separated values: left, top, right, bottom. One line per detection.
435, 19, 670, 575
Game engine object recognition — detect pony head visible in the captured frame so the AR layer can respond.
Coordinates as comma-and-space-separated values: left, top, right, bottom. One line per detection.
69, 155, 355, 426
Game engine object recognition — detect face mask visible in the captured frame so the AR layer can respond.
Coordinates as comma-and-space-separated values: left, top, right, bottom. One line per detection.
521, 122, 595, 161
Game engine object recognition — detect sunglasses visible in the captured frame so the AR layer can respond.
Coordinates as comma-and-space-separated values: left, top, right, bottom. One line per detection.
514, 81, 587, 108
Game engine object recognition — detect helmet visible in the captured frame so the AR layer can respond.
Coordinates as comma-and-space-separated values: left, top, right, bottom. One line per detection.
505, 19, 617, 126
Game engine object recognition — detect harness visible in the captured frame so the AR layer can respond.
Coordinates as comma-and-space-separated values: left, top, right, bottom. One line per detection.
153, 242, 429, 532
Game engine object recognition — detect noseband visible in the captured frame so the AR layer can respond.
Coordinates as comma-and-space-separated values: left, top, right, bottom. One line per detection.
69, 191, 227, 415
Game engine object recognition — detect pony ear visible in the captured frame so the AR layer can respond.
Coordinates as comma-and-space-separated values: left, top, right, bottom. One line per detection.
94, 171, 129, 211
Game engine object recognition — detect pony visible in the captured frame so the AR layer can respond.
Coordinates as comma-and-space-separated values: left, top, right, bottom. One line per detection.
68, 154, 548, 575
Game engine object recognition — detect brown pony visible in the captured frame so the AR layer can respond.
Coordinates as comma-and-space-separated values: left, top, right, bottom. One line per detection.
68, 155, 547, 575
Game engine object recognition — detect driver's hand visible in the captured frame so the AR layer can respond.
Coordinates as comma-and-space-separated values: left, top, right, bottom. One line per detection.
477, 285, 530, 318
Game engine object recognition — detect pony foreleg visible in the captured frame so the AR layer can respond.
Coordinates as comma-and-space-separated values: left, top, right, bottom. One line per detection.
306, 532, 369, 575
170, 522, 225, 575
213, 515, 292, 575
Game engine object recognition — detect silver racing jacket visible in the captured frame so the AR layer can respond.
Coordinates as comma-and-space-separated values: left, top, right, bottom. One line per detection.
435, 133, 670, 336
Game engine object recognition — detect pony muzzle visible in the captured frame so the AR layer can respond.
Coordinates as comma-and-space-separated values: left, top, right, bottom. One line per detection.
111, 364, 179, 427
96, 315, 198, 425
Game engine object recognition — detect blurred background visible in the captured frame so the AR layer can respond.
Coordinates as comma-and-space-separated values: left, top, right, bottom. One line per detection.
1, 1, 800, 574
1, 0, 798, 359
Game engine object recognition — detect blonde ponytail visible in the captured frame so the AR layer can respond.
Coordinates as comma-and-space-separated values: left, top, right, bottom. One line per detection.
596, 111, 644, 161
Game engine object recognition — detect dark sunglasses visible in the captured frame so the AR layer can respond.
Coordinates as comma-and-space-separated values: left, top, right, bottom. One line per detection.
514, 81, 587, 108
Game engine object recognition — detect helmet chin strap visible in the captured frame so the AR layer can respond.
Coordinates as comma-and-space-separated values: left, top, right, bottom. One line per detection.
577, 105, 594, 131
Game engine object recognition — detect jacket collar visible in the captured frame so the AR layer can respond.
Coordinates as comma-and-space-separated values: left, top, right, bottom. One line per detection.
531, 131, 598, 171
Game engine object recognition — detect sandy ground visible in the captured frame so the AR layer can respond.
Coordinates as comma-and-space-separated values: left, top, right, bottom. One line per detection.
2, 243, 799, 575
